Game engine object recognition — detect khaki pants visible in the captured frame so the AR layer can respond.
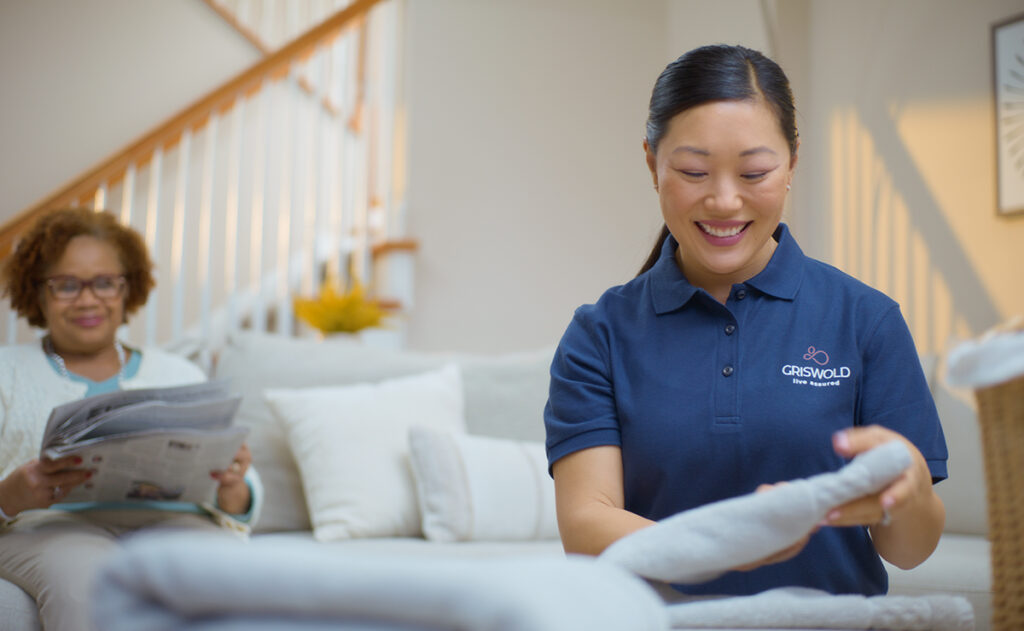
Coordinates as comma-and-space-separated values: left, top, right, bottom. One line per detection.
0, 509, 224, 631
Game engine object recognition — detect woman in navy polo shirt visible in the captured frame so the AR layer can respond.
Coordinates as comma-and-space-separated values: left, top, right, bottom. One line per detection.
544, 44, 947, 597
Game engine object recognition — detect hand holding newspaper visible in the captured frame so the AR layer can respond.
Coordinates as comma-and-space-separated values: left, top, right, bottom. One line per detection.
40, 381, 248, 505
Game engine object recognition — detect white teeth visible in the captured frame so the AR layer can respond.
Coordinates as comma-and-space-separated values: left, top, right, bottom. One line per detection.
698, 222, 746, 238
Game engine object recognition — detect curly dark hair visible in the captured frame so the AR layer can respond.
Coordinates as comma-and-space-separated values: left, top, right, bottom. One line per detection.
2, 208, 154, 328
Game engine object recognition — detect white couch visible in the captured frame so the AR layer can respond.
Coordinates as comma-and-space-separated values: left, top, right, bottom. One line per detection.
0, 332, 992, 630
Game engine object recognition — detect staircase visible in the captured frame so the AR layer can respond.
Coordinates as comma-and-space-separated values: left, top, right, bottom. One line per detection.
0, 0, 414, 360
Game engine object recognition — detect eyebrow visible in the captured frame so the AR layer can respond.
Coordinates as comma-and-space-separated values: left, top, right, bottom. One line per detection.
670, 145, 778, 157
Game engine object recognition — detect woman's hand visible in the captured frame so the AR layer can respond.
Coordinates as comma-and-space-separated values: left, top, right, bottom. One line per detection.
823, 425, 945, 569
0, 456, 92, 516
733, 482, 817, 572
824, 425, 933, 528
212, 443, 252, 515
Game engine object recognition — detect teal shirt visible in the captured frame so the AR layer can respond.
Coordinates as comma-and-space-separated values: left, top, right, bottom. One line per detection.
47, 349, 255, 522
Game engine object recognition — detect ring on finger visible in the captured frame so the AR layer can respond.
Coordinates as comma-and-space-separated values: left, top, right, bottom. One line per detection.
229, 462, 242, 473
879, 507, 892, 527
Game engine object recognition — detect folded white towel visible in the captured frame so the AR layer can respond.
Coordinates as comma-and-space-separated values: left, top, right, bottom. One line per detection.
93, 532, 669, 631
946, 322, 1024, 388
600, 441, 911, 584
666, 586, 974, 631
598, 441, 975, 631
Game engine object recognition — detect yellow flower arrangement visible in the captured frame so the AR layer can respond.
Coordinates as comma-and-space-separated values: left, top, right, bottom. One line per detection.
293, 281, 389, 334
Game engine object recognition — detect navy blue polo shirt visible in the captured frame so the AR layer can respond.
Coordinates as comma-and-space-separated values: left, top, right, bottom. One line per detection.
545, 223, 947, 596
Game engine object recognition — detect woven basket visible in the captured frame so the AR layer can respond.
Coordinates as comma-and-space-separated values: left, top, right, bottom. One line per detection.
974, 374, 1024, 631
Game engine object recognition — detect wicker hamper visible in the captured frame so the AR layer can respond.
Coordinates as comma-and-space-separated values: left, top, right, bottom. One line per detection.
974, 374, 1024, 631
949, 319, 1024, 631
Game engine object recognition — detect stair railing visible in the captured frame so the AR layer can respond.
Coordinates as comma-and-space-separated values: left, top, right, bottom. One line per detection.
0, 0, 416, 359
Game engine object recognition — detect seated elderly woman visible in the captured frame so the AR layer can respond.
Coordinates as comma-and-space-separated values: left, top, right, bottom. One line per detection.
0, 208, 262, 631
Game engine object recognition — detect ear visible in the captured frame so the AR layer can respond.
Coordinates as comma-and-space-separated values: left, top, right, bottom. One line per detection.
789, 139, 800, 171
643, 138, 658, 188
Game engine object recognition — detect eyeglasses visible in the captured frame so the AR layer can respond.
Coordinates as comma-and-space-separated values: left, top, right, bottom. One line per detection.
43, 275, 127, 301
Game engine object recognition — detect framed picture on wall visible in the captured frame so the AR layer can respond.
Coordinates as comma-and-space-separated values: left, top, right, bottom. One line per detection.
993, 12, 1024, 216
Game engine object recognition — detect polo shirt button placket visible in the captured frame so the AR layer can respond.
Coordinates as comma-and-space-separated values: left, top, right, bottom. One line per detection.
735, 288, 747, 301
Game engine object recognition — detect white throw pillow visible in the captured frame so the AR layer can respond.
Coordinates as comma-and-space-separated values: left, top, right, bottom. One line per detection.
265, 364, 465, 541
408, 426, 559, 542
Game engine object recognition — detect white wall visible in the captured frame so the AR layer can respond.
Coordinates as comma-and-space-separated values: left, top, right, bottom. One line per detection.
0, 0, 260, 219
401, 0, 774, 353
401, 0, 665, 353
781, 0, 1024, 354
666, 0, 771, 54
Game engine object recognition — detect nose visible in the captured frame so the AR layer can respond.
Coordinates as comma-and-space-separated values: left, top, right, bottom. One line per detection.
72, 283, 103, 305
704, 176, 743, 214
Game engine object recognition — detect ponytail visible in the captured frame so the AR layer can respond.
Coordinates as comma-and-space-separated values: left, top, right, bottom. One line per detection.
637, 225, 671, 277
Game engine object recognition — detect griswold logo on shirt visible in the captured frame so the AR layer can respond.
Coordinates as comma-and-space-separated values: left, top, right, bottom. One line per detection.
780, 346, 852, 388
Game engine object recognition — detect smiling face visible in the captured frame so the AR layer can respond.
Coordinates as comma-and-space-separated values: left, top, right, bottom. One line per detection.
39, 235, 126, 355
645, 98, 797, 299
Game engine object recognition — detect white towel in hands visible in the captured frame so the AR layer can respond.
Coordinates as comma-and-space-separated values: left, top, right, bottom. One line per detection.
598, 441, 975, 631
600, 441, 912, 584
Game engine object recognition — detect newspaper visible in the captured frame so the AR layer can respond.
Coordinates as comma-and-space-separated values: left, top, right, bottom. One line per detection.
40, 381, 248, 505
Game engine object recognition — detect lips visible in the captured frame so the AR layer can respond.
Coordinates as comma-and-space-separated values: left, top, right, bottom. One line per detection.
73, 315, 105, 328
696, 220, 751, 245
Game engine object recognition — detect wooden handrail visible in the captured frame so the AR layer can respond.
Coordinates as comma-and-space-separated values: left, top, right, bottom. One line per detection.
371, 238, 418, 260
0, 0, 384, 260
200, 0, 345, 119
201, 0, 270, 55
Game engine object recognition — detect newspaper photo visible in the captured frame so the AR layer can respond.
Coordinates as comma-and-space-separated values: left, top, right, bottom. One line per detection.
40, 381, 248, 505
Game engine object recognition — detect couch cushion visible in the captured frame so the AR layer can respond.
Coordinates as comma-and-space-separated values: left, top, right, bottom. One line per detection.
457, 347, 554, 443
213, 332, 442, 532
408, 427, 558, 542
266, 365, 466, 541
213, 332, 555, 533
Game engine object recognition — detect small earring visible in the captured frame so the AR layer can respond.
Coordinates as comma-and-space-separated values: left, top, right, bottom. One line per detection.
786, 184, 791, 191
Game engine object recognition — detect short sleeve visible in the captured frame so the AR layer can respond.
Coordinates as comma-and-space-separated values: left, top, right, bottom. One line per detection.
544, 307, 622, 471
858, 305, 948, 482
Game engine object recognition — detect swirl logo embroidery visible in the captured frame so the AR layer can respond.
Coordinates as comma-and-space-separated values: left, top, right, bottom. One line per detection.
782, 346, 851, 387
802, 346, 830, 366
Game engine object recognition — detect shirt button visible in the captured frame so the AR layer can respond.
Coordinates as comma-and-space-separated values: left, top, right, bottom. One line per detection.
722, 365, 734, 377
724, 324, 736, 335
736, 289, 747, 300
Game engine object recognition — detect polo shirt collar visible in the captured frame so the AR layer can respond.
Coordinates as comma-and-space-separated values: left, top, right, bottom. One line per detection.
649, 222, 804, 315
745, 223, 804, 301
650, 234, 699, 315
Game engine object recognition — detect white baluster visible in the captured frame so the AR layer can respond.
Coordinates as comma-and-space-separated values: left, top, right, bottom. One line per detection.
198, 115, 219, 353
314, 44, 333, 281
380, 0, 401, 237
250, 86, 269, 334
278, 72, 300, 336
328, 33, 352, 281
144, 148, 164, 348
301, 49, 323, 297
225, 96, 246, 335
93, 185, 107, 211
120, 164, 136, 225
171, 130, 192, 343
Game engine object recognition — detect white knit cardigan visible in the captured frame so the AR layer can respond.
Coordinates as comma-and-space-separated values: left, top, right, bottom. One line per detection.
0, 341, 213, 479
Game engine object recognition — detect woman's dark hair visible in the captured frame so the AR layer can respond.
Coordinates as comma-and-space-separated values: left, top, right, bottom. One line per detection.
2, 208, 155, 327
638, 44, 798, 275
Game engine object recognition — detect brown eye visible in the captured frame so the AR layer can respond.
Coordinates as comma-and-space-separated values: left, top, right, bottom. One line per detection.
52, 278, 81, 297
